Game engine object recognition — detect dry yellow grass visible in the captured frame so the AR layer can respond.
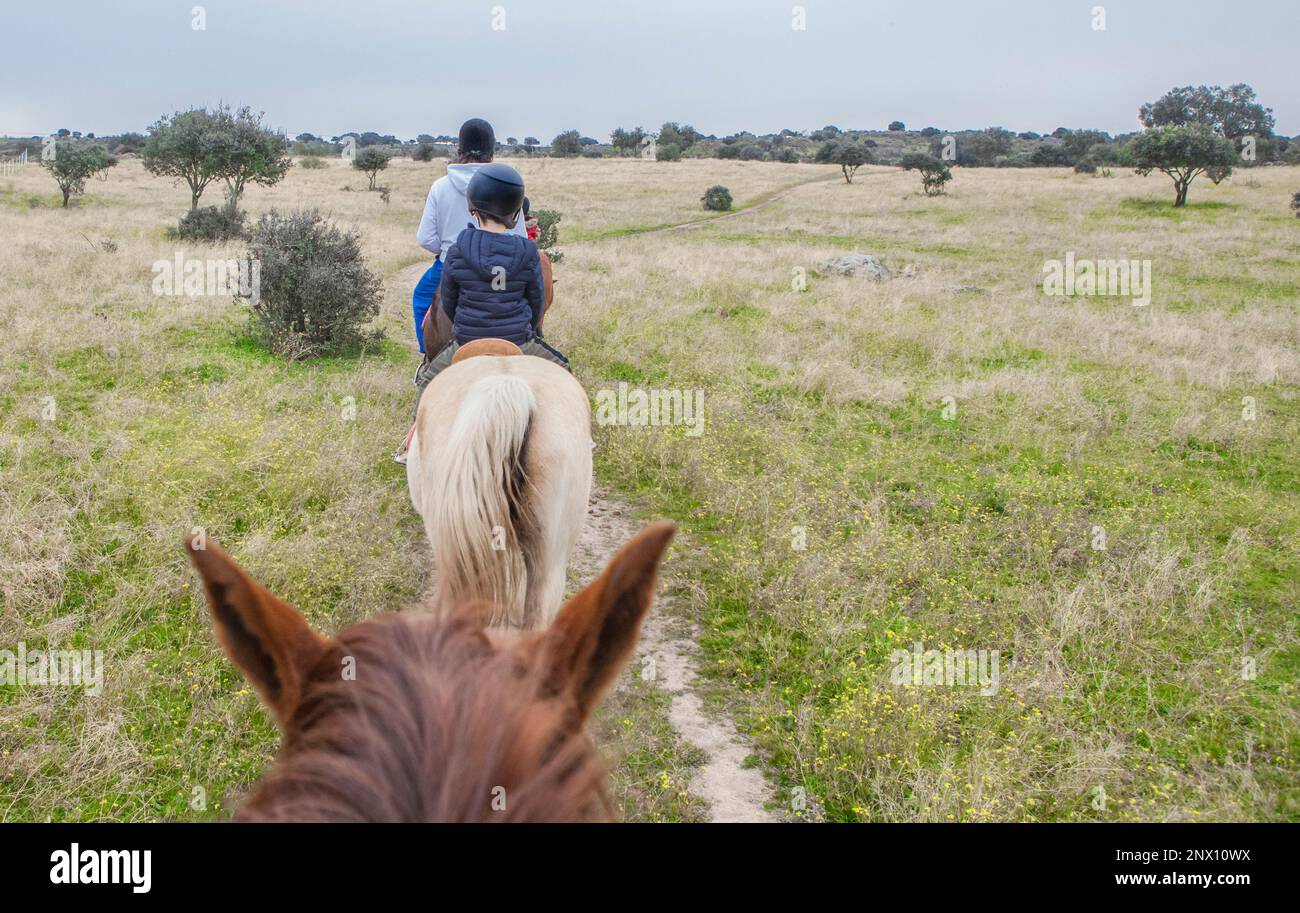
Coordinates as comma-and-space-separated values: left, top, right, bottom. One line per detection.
1, 154, 1296, 821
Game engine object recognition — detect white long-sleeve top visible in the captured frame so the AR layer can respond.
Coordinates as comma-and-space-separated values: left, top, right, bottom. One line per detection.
416, 162, 527, 258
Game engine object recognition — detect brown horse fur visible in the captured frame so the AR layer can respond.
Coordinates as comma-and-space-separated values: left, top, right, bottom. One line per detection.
185, 521, 675, 822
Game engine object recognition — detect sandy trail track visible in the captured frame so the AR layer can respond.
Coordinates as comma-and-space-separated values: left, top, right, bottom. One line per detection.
569, 491, 780, 823
390, 176, 827, 821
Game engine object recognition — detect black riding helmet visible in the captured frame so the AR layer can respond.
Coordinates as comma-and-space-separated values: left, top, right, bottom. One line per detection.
457, 118, 495, 162
467, 163, 525, 230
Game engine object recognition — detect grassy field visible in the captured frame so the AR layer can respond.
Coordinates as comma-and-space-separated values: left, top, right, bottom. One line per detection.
1, 155, 1296, 821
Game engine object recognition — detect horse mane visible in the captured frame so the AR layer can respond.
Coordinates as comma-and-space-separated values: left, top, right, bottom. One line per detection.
233, 610, 615, 822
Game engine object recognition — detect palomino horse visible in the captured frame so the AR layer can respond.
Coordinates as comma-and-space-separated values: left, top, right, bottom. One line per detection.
406, 340, 591, 629
185, 522, 675, 822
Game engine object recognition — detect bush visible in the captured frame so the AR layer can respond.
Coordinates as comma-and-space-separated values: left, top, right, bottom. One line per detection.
244, 209, 383, 359
816, 139, 873, 182
738, 144, 766, 161
957, 128, 1014, 166
145, 105, 290, 213
294, 139, 338, 157
656, 143, 683, 162
899, 152, 952, 196
701, 185, 732, 211
168, 205, 248, 242
412, 142, 438, 162
535, 209, 563, 263
1030, 144, 1074, 167
40, 140, 118, 207
1291, 191, 1300, 218
298, 156, 327, 169
351, 147, 390, 190
550, 130, 582, 157
1130, 124, 1237, 206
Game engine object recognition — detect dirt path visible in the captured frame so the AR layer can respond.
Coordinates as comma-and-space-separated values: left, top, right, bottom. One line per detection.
389, 172, 841, 293
611, 173, 841, 238
390, 176, 824, 823
570, 490, 781, 823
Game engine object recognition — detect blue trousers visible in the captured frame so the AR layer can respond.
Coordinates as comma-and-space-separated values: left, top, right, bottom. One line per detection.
412, 260, 443, 353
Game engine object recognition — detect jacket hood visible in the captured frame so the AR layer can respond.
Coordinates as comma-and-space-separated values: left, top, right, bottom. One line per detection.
445, 163, 483, 193
457, 225, 531, 282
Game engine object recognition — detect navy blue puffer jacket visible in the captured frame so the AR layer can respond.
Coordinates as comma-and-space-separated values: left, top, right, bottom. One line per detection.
439, 224, 544, 346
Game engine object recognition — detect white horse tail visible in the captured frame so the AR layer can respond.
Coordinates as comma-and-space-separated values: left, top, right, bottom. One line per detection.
430, 373, 536, 627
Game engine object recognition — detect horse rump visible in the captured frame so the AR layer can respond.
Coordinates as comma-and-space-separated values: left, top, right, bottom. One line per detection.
429, 373, 537, 627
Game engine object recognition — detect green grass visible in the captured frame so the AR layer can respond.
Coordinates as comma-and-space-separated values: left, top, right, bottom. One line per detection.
561, 166, 1300, 822
3, 158, 1297, 823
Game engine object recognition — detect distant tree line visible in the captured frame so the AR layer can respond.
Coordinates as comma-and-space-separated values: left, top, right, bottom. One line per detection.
521, 84, 1293, 178
20, 83, 1291, 212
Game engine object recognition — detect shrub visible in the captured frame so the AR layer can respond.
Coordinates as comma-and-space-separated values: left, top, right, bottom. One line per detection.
610, 127, 648, 157
658, 122, 701, 153
212, 106, 292, 211
1139, 83, 1275, 140
816, 139, 873, 182
143, 107, 226, 210
351, 147, 390, 190
957, 128, 1014, 166
294, 139, 338, 157
1206, 165, 1231, 185
298, 156, 327, 169
1030, 144, 1074, 167
168, 205, 248, 242
40, 140, 117, 207
1291, 191, 1299, 217
535, 209, 563, 263
899, 152, 952, 196
656, 143, 683, 162
412, 142, 435, 162
1130, 124, 1237, 206
701, 185, 732, 211
1060, 129, 1112, 162
738, 144, 766, 161
550, 130, 582, 157
995, 154, 1032, 168
145, 104, 290, 212
244, 209, 383, 359
108, 132, 147, 154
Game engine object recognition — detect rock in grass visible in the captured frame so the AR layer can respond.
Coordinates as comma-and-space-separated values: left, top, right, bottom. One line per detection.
820, 253, 890, 280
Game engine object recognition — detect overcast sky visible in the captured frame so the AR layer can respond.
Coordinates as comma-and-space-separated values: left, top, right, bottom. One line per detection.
4, 0, 1297, 140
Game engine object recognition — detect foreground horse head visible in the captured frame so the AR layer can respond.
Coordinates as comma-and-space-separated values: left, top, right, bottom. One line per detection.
406, 354, 592, 630
185, 522, 675, 822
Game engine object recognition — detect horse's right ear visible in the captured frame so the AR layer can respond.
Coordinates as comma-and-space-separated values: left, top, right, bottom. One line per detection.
544, 521, 676, 719
184, 537, 328, 729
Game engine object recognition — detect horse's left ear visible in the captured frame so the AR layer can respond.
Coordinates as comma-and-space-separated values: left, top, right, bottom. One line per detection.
185, 537, 328, 729
544, 521, 676, 719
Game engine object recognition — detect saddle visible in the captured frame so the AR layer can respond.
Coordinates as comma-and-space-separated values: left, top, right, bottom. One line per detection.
451, 338, 524, 363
